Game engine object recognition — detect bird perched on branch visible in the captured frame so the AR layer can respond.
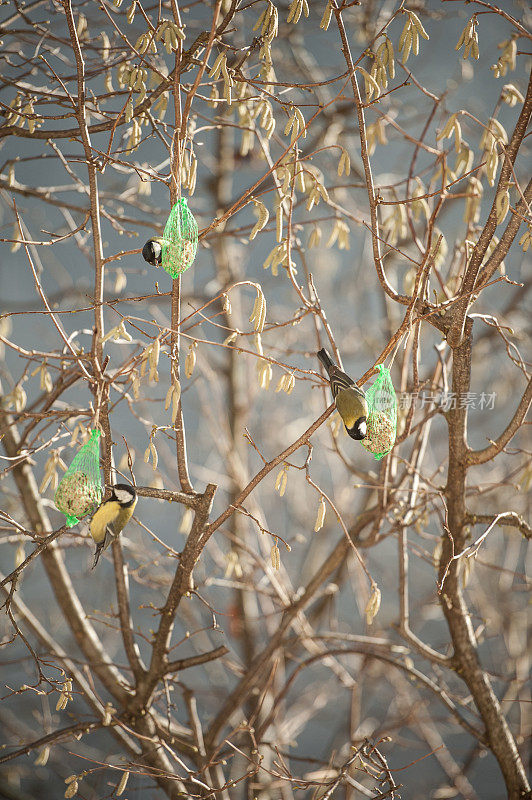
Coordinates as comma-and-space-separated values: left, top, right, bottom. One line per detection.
317, 348, 368, 440
89, 484, 137, 568
142, 237, 168, 267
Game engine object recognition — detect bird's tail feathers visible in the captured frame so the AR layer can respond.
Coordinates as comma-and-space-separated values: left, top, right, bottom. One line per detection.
91, 528, 114, 569
92, 541, 105, 569
317, 348, 335, 374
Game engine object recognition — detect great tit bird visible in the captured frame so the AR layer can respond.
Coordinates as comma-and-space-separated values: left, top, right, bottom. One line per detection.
89, 484, 137, 568
142, 237, 168, 267
317, 348, 368, 440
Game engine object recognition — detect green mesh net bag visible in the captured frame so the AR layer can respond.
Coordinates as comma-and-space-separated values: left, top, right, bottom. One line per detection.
362, 364, 397, 460
161, 198, 198, 278
54, 429, 103, 527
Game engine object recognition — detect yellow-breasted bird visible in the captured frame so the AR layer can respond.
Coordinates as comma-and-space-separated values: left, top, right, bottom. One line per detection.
142, 237, 168, 267
89, 484, 137, 568
317, 348, 368, 440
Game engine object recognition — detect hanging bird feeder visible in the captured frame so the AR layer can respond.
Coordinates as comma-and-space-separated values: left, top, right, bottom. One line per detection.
361, 365, 397, 460
54, 429, 103, 527
161, 198, 198, 278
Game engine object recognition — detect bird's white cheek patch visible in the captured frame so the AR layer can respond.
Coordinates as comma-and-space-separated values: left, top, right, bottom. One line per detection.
115, 489, 134, 504
359, 421, 367, 438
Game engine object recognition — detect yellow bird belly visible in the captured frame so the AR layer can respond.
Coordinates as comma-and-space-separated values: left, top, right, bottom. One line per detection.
335, 388, 367, 429
89, 501, 122, 544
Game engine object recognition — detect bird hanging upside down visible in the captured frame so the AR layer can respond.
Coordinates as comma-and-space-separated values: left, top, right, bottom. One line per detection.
142, 237, 168, 267
317, 348, 368, 440
89, 484, 137, 568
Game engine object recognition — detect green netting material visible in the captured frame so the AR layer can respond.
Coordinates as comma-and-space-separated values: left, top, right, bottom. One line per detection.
54, 429, 103, 527
161, 198, 198, 278
361, 364, 397, 460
